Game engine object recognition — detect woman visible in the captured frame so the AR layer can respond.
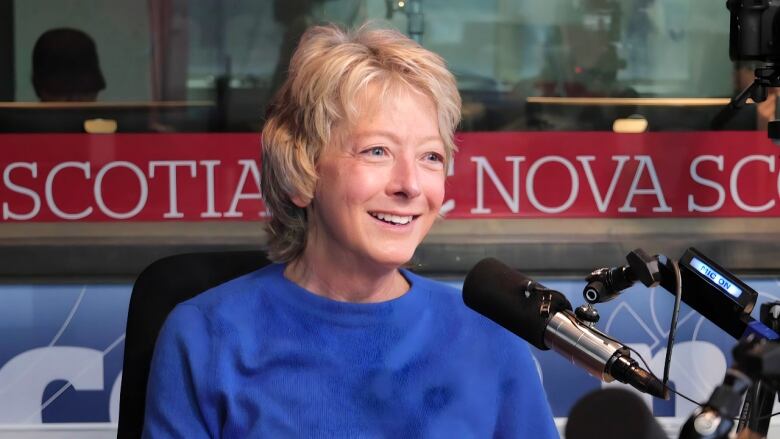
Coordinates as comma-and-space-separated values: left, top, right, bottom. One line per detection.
143, 24, 558, 438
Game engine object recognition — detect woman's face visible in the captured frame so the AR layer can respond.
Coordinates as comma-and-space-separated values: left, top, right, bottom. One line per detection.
299, 86, 446, 271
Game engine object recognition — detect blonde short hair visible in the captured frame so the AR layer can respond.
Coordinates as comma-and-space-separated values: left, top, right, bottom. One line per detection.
261, 23, 461, 263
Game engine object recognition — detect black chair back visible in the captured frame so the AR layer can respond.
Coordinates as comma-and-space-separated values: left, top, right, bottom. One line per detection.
117, 250, 270, 438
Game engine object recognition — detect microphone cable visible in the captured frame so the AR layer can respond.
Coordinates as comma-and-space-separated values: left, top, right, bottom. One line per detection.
625, 258, 780, 425
626, 345, 700, 406
626, 345, 780, 422
757, 411, 780, 421
606, 255, 682, 401
620, 257, 706, 407
752, 411, 780, 421
662, 257, 683, 393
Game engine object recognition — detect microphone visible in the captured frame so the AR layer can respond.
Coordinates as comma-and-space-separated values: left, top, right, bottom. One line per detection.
462, 257, 667, 399
565, 388, 668, 439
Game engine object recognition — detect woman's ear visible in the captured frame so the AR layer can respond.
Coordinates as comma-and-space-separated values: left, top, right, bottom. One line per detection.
291, 193, 311, 208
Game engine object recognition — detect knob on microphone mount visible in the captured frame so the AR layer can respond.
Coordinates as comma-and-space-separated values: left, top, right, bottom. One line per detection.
583, 248, 661, 304
575, 304, 600, 328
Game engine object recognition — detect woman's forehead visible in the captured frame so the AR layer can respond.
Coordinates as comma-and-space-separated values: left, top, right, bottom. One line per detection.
357, 78, 428, 108
343, 82, 435, 125
340, 96, 437, 139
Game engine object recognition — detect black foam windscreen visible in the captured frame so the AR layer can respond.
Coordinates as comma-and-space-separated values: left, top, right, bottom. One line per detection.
565, 388, 668, 439
462, 257, 571, 350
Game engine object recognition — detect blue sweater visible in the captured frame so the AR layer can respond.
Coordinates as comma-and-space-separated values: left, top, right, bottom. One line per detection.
143, 264, 558, 438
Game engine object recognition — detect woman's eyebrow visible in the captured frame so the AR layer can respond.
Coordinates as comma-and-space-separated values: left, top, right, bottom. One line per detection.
352, 130, 401, 143
353, 130, 443, 145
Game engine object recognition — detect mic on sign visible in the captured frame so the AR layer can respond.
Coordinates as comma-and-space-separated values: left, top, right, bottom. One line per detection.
462, 257, 667, 399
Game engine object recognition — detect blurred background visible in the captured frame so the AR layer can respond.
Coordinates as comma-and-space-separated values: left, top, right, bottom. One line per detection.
0, 0, 764, 133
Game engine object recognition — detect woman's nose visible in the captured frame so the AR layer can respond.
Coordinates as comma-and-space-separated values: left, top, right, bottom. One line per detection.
387, 156, 421, 198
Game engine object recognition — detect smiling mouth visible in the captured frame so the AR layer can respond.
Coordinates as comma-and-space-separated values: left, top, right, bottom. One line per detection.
368, 212, 418, 225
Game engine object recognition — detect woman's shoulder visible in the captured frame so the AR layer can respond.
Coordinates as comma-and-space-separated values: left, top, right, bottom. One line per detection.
405, 271, 498, 326
178, 263, 285, 318
157, 263, 289, 348
407, 271, 535, 356
403, 270, 460, 297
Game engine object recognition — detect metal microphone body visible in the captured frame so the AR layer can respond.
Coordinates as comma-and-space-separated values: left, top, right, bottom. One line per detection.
545, 310, 666, 397
545, 311, 625, 381
463, 257, 667, 399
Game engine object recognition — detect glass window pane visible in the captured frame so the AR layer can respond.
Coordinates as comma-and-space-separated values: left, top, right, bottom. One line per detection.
1, 0, 772, 132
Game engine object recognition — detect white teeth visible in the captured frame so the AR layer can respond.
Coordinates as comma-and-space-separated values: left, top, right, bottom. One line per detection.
371, 212, 413, 225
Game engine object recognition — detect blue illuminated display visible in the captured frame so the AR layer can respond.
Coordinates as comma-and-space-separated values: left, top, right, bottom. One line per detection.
690, 257, 743, 298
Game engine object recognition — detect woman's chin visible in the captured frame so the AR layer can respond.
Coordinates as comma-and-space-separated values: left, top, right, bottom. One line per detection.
365, 249, 417, 270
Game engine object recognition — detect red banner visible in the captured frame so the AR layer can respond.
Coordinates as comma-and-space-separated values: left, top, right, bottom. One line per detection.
0, 132, 778, 222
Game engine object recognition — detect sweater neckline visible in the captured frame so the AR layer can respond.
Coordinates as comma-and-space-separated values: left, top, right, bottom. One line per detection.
261, 263, 429, 327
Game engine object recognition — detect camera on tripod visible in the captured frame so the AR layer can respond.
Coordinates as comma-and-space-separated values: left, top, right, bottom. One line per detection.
721, 0, 780, 139
728, 0, 780, 62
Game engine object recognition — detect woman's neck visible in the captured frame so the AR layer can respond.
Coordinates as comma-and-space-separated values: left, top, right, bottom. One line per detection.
283, 252, 410, 303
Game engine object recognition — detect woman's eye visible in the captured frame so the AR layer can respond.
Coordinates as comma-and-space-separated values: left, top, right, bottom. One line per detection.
425, 152, 444, 163
363, 146, 386, 157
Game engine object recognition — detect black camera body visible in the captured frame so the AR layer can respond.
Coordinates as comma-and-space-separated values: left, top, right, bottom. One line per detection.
721, 0, 780, 141
728, 0, 780, 62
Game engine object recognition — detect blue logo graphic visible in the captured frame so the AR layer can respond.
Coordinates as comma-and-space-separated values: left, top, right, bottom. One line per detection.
0, 276, 778, 425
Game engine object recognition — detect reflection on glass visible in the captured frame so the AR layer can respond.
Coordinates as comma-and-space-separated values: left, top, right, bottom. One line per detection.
32, 28, 106, 102
0, 0, 767, 132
